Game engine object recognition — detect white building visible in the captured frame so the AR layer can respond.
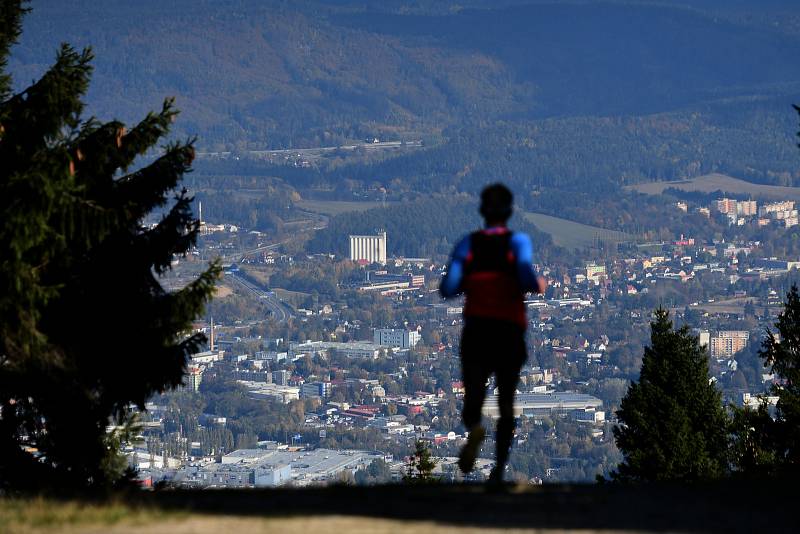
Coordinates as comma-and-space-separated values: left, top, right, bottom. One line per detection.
697, 330, 711, 349
191, 349, 225, 364
373, 328, 421, 349
186, 365, 204, 391
349, 232, 387, 265
254, 464, 292, 487
301, 381, 332, 399
238, 381, 300, 404
290, 340, 383, 360
128, 450, 182, 470
254, 351, 287, 363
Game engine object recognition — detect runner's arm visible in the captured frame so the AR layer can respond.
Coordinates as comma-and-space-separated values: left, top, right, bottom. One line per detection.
440, 236, 471, 298
512, 232, 546, 294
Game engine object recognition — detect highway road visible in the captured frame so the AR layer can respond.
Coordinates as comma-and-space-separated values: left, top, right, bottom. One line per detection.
225, 271, 294, 322
218, 242, 282, 264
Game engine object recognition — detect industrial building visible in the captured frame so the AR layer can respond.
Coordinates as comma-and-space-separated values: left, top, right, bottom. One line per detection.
482, 392, 603, 420
289, 340, 384, 360
171, 448, 383, 488
349, 231, 387, 265
239, 381, 301, 404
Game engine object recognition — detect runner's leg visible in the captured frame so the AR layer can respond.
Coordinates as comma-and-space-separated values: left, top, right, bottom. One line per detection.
459, 321, 490, 474
491, 324, 527, 481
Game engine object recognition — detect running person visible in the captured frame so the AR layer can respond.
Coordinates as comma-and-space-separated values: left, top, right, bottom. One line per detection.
440, 183, 546, 483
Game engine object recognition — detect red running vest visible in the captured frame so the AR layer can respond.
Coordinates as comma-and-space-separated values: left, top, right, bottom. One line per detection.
462, 228, 526, 327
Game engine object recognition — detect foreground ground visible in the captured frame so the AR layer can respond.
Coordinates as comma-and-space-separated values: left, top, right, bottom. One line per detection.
1, 480, 797, 533
0, 503, 533, 534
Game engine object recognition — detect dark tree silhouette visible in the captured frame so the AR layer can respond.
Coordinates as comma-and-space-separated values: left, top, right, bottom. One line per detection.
730, 108, 800, 476
759, 285, 800, 472
611, 309, 728, 481
404, 440, 437, 482
0, 2, 219, 489
728, 402, 778, 476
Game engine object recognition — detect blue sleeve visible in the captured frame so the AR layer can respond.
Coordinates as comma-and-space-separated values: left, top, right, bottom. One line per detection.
440, 235, 471, 298
511, 232, 539, 293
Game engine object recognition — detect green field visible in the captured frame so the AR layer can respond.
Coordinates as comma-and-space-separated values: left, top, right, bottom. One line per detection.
671, 297, 783, 316
628, 173, 800, 201
295, 200, 388, 216
521, 212, 634, 250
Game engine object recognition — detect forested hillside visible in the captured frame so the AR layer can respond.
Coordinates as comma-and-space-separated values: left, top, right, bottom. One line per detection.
8, 0, 800, 263
10, 0, 800, 161
284, 99, 800, 194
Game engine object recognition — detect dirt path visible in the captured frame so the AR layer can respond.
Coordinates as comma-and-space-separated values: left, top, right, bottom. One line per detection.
7, 514, 621, 534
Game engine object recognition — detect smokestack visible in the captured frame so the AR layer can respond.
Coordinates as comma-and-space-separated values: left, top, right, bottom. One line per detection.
210, 316, 215, 352
199, 201, 203, 224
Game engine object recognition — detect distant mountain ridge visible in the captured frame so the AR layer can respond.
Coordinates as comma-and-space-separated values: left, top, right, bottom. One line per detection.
8, 0, 800, 151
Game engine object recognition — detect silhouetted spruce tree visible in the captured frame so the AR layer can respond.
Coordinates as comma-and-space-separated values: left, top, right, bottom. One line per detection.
404, 440, 436, 482
0, 3, 219, 489
611, 309, 728, 481
730, 109, 800, 476
728, 401, 778, 476
757, 284, 800, 473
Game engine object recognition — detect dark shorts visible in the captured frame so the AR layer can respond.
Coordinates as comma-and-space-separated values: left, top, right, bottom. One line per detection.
460, 318, 527, 428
